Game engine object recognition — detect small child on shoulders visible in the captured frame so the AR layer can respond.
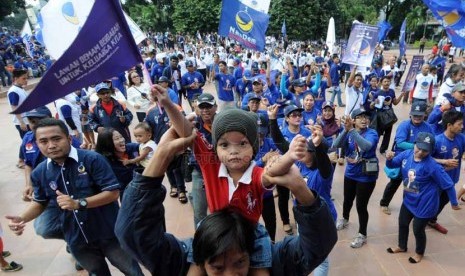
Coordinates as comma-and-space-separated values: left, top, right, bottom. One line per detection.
122, 122, 157, 167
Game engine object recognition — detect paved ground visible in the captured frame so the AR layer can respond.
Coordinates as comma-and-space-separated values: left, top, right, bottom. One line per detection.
1, 48, 465, 275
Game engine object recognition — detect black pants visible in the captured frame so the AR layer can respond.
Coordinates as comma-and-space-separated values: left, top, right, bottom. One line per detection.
430, 189, 450, 223
419, 45, 425, 53
262, 195, 276, 242
343, 177, 376, 236
166, 155, 186, 193
136, 112, 146, 123
377, 125, 393, 154
398, 203, 430, 255
276, 185, 290, 225
380, 176, 403, 207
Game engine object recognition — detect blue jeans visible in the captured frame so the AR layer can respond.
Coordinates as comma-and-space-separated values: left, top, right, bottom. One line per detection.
250, 223, 272, 268
329, 86, 343, 106
189, 168, 208, 228
69, 238, 143, 276
34, 201, 64, 240
314, 257, 330, 276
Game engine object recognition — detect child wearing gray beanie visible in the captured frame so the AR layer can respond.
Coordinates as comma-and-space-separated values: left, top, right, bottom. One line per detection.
212, 108, 259, 156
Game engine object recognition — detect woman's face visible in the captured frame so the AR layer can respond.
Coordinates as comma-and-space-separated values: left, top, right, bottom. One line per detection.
354, 114, 368, 130
130, 73, 141, 85
112, 131, 126, 153
286, 112, 303, 127
322, 107, 334, 120
369, 77, 378, 88
303, 95, 315, 110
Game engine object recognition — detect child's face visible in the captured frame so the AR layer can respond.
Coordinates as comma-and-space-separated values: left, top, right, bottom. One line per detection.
216, 131, 253, 174
134, 128, 151, 144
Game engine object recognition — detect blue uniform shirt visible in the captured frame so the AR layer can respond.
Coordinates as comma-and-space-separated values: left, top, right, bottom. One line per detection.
215, 73, 236, 102
394, 120, 433, 154
433, 133, 465, 184
344, 128, 379, 182
182, 71, 204, 100
32, 148, 120, 246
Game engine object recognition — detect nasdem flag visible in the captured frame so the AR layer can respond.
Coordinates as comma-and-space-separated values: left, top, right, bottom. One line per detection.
12, 0, 142, 114
20, 20, 34, 58
423, 0, 465, 47
399, 19, 407, 57
342, 24, 379, 68
218, 0, 270, 51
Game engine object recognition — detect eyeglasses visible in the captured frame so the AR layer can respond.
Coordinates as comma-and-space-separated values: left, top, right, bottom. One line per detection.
288, 113, 303, 118
131, 75, 139, 79
355, 115, 368, 120
198, 104, 213, 110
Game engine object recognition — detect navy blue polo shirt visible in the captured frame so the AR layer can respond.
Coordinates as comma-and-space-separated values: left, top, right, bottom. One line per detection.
32, 147, 120, 246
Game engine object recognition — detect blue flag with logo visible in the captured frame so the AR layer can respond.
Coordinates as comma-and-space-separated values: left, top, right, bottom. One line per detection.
399, 19, 407, 57
377, 20, 392, 43
342, 24, 379, 68
422, 0, 465, 47
12, 0, 142, 114
282, 20, 287, 37
218, 0, 270, 51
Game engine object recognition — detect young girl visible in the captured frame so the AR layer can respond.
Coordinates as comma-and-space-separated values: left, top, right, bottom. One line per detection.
123, 122, 157, 168
0, 222, 23, 272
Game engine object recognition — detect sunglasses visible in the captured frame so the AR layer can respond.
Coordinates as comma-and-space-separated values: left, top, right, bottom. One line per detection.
288, 113, 302, 118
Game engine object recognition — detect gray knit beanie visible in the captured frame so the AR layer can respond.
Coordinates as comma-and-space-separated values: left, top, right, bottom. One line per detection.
212, 108, 259, 155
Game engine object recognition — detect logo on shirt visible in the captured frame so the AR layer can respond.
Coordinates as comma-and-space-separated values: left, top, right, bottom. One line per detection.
25, 143, 34, 151
246, 191, 257, 212
49, 181, 57, 191
77, 162, 87, 175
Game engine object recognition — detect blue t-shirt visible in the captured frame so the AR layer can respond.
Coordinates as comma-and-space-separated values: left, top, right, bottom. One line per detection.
215, 73, 236, 101
394, 120, 433, 154
373, 88, 396, 110
344, 128, 379, 182
235, 79, 253, 99
182, 71, 204, 100
281, 126, 311, 142
433, 133, 465, 184
302, 107, 321, 126
387, 150, 457, 218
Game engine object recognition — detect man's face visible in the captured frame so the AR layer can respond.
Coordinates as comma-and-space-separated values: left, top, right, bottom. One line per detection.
198, 103, 216, 123
452, 89, 465, 104
14, 74, 28, 87
170, 59, 178, 68
36, 126, 71, 162
449, 119, 464, 135
187, 65, 195, 72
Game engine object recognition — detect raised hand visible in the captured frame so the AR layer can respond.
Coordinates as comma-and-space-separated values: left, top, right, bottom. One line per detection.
288, 134, 308, 161
267, 104, 279, 120
309, 125, 323, 147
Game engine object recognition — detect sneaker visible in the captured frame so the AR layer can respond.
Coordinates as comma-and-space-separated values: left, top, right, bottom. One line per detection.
350, 233, 367, 248
336, 218, 349, 230
2, 251, 11, 258
381, 206, 391, 215
1, 261, 23, 272
428, 222, 448, 234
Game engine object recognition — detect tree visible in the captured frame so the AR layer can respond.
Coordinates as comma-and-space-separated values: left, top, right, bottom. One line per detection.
0, 8, 28, 30
0, 0, 26, 21
124, 0, 173, 32
171, 0, 221, 34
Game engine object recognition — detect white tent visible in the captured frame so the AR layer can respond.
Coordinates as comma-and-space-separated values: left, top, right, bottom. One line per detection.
326, 17, 336, 55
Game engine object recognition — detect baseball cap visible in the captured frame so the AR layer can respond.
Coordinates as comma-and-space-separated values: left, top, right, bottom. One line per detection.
234, 58, 241, 64
248, 93, 261, 102
252, 78, 263, 85
251, 61, 259, 71
185, 60, 194, 67
257, 113, 269, 135
95, 82, 111, 93
350, 108, 369, 119
197, 93, 216, 106
410, 102, 427, 116
243, 69, 253, 80
415, 132, 435, 153
321, 101, 335, 110
170, 55, 179, 61
25, 106, 52, 118
284, 105, 304, 117
453, 83, 465, 93
157, 76, 171, 83
292, 79, 306, 87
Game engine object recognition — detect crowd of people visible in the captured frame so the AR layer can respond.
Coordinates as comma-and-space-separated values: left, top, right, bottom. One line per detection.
3, 28, 465, 275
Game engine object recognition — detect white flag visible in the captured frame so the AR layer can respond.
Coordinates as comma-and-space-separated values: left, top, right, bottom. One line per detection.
21, 20, 34, 58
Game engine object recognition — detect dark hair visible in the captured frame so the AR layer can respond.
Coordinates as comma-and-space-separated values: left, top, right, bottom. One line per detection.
33, 118, 69, 137
445, 64, 462, 79
218, 60, 227, 67
354, 73, 364, 80
134, 122, 152, 133
95, 127, 119, 162
193, 207, 255, 265
442, 110, 464, 128
177, 53, 184, 60
127, 71, 142, 86
13, 69, 28, 79
380, 76, 391, 83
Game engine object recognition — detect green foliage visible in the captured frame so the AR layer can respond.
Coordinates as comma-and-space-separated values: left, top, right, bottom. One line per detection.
0, 0, 26, 21
124, 1, 173, 32
171, 0, 221, 34
0, 8, 27, 30
412, 39, 435, 48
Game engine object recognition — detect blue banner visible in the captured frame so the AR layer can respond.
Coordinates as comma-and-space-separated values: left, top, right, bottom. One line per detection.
422, 0, 465, 47
342, 24, 379, 68
218, 0, 270, 51
399, 19, 407, 57
12, 0, 142, 114
402, 55, 425, 92
377, 20, 392, 43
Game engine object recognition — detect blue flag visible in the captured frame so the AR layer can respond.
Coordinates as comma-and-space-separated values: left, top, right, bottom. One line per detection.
399, 19, 407, 57
342, 24, 379, 68
218, 0, 270, 51
377, 20, 392, 43
282, 20, 287, 37
12, 0, 142, 114
422, 0, 465, 47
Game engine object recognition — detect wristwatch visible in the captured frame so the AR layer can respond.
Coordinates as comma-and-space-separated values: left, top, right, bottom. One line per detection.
78, 198, 88, 210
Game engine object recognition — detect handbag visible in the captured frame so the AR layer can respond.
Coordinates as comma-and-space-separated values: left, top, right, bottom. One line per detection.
362, 158, 379, 176
377, 108, 398, 127
384, 166, 400, 179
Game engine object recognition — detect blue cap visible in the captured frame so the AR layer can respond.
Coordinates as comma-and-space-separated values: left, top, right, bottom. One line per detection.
234, 58, 241, 64
25, 106, 52, 118
95, 82, 110, 93
284, 105, 304, 117
292, 79, 306, 87
243, 69, 252, 79
185, 60, 194, 67
248, 93, 261, 102
415, 132, 435, 153
257, 113, 269, 134
251, 61, 259, 71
